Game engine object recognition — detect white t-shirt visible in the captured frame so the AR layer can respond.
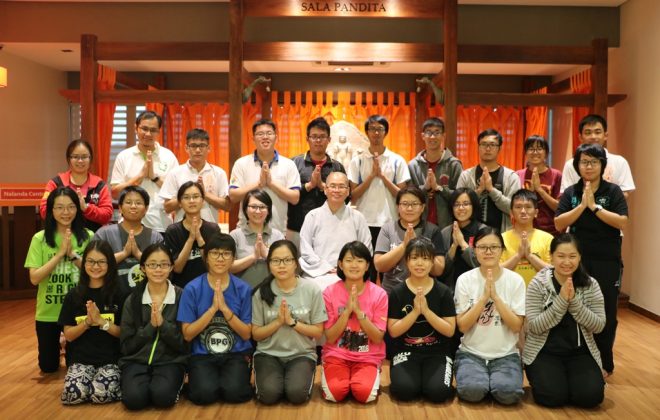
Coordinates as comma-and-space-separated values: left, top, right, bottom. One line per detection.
454, 267, 526, 360
229, 151, 301, 233
110, 143, 179, 232
159, 161, 228, 223
560, 148, 635, 193
347, 148, 411, 227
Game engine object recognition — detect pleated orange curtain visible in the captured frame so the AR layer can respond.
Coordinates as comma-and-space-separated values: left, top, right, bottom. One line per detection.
95, 64, 116, 179
525, 87, 548, 139
570, 70, 592, 152
242, 96, 262, 154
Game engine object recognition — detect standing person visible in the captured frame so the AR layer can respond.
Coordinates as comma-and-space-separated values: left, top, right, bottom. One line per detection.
164, 182, 221, 288
25, 187, 92, 373
177, 234, 253, 405
500, 189, 552, 286
516, 135, 562, 236
251, 240, 327, 405
40, 139, 113, 232
160, 128, 230, 224
374, 186, 444, 295
120, 244, 189, 411
454, 227, 526, 405
524, 234, 605, 408
230, 189, 285, 289
321, 241, 388, 404
387, 238, 456, 403
408, 117, 463, 230
348, 115, 411, 260
58, 240, 126, 405
555, 143, 628, 377
561, 114, 635, 199
111, 110, 179, 233
229, 118, 301, 233
287, 117, 345, 249
93, 186, 163, 292
456, 129, 520, 233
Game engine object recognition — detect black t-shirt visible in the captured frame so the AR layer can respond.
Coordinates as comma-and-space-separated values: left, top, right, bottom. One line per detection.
556, 179, 628, 259
164, 220, 221, 288
439, 220, 485, 292
475, 166, 504, 229
387, 279, 456, 355
543, 275, 587, 356
57, 286, 127, 366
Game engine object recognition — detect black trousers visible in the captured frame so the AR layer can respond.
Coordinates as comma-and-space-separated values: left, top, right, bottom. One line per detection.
35, 321, 62, 373
187, 353, 253, 405
121, 362, 186, 410
389, 351, 454, 403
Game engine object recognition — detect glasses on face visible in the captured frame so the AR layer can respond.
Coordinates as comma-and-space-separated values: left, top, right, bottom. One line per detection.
53, 205, 77, 213
423, 130, 444, 138
187, 143, 209, 150
579, 159, 601, 168
308, 135, 329, 142
254, 131, 276, 139
479, 142, 500, 150
399, 201, 423, 209
269, 257, 296, 266
475, 245, 502, 253
367, 127, 385, 134
123, 200, 145, 207
207, 250, 233, 260
247, 204, 268, 212
85, 259, 108, 267
326, 184, 349, 191
181, 194, 202, 201
453, 201, 472, 209
527, 148, 545, 154
69, 154, 91, 161
138, 126, 160, 135
144, 262, 172, 270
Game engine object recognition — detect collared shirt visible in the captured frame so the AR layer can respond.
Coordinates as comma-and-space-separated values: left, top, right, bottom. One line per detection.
229, 223, 285, 289
560, 148, 635, 193
142, 279, 177, 305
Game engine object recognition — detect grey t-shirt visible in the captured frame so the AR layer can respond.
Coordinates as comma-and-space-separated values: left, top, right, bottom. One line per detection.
252, 277, 327, 361
230, 224, 284, 289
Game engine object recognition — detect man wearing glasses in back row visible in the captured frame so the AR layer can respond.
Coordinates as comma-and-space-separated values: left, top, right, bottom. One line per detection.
111, 110, 179, 233
457, 129, 520, 233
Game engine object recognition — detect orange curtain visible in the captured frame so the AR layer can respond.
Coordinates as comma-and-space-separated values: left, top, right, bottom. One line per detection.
570, 69, 592, 152
95, 64, 116, 179
525, 87, 548, 139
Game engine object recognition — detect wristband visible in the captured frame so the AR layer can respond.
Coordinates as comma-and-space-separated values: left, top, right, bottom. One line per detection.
289, 318, 298, 328
151, 176, 160, 183
357, 312, 367, 320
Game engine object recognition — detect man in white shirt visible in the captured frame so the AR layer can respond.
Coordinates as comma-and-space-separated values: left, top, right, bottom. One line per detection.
111, 110, 179, 233
560, 114, 635, 199
159, 128, 230, 223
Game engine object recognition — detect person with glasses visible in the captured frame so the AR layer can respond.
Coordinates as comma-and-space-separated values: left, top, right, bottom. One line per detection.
560, 114, 635, 199
516, 135, 562, 236
229, 118, 301, 233
321, 241, 387, 404
40, 139, 113, 232
287, 117, 346, 249
457, 129, 520, 233
111, 110, 179, 233
555, 143, 628, 377
251, 240, 327, 405
230, 189, 284, 288
120, 243, 189, 410
57, 240, 127, 405
25, 186, 92, 373
177, 233, 253, 405
454, 227, 526, 405
348, 115, 411, 277
160, 128, 230, 224
94, 186, 163, 292
374, 186, 444, 294
299, 172, 372, 290
408, 117, 463, 230
164, 181, 221, 288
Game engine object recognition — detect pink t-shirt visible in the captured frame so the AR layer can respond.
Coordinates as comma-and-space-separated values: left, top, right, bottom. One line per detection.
322, 280, 388, 365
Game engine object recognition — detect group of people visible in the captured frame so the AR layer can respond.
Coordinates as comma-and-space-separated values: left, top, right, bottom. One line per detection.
25, 110, 633, 409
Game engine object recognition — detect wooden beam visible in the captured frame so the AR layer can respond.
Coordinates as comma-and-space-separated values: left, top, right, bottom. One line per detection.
115, 71, 150, 90
591, 38, 608, 117
546, 77, 571, 94
458, 44, 593, 64
96, 90, 228, 104
243, 0, 444, 18
96, 42, 229, 61
229, 0, 244, 231
80, 34, 97, 146
443, 0, 458, 152
244, 42, 443, 62
458, 92, 626, 107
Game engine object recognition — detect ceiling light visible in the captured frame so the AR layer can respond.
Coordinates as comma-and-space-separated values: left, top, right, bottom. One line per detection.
0, 67, 7, 88
334, 67, 351, 72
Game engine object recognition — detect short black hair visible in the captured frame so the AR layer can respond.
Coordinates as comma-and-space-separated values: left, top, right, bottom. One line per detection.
404, 237, 435, 261
449, 188, 480, 223
306, 117, 331, 137
578, 114, 607, 133
474, 226, 506, 251
176, 181, 205, 202
336, 241, 373, 282
241, 189, 273, 225
252, 118, 276, 134
364, 115, 389, 135
523, 135, 549, 154
422, 117, 445, 133
66, 139, 93, 164
186, 128, 210, 143
204, 233, 237, 258
573, 143, 607, 177
119, 185, 150, 207
136, 110, 162, 128
396, 185, 426, 206
477, 128, 503, 146
510, 188, 538, 210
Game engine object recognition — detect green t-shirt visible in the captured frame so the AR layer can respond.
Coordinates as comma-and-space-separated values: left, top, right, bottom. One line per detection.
24, 229, 92, 322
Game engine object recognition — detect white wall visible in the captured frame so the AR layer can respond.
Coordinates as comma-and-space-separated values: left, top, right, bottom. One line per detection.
609, 0, 660, 315
0, 51, 69, 183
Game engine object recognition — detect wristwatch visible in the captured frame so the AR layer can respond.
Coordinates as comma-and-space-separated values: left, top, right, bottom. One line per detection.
593, 204, 603, 214
289, 318, 298, 328
151, 176, 160, 183
357, 312, 367, 320
101, 320, 111, 331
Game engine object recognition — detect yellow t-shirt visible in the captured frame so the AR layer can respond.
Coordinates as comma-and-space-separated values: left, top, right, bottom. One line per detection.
500, 229, 553, 286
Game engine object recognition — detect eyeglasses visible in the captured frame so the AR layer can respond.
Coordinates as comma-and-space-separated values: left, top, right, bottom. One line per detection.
527, 148, 545, 154
367, 127, 385, 134
308, 135, 329, 142
247, 204, 268, 212
85, 259, 108, 267
578, 159, 601, 167
181, 194, 202, 201
138, 126, 160, 135
187, 143, 209, 150
475, 245, 502, 253
399, 201, 423, 209
254, 131, 276, 139
453, 201, 472, 208
53, 205, 77, 213
423, 131, 444, 138
207, 250, 233, 260
144, 262, 172, 269
479, 142, 500, 150
123, 200, 145, 207
269, 257, 296, 266
326, 184, 349, 191
69, 154, 91, 161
